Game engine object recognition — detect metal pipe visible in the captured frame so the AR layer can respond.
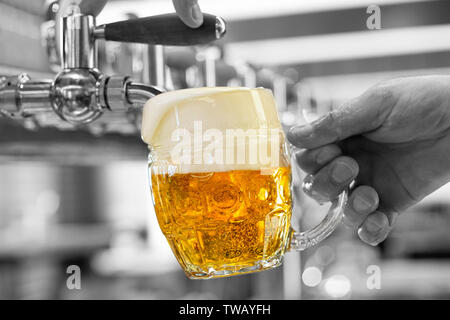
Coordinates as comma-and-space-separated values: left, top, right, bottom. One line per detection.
0, 75, 22, 115
144, 45, 166, 88
62, 14, 96, 69
125, 82, 164, 105
19, 80, 54, 114
196, 47, 221, 87
0, 75, 53, 117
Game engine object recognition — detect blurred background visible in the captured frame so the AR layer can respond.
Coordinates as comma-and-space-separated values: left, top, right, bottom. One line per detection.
1, 0, 450, 299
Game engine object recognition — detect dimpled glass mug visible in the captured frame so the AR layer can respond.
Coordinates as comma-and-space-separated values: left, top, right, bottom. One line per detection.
141, 87, 347, 279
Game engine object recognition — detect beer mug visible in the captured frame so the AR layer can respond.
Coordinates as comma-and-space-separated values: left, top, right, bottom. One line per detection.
141, 87, 347, 279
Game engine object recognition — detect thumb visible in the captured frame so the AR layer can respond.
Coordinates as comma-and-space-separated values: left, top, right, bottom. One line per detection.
172, 0, 203, 28
287, 85, 394, 149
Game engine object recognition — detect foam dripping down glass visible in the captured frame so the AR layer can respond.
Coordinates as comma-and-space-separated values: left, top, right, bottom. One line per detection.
141, 87, 347, 279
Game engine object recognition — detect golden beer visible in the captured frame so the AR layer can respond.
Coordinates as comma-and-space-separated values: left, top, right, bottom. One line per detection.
142, 87, 347, 278
142, 87, 303, 278
151, 167, 292, 278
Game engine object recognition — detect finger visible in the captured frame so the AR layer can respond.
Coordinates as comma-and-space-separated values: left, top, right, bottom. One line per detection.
357, 210, 398, 246
303, 156, 359, 203
343, 185, 379, 228
287, 84, 395, 149
294, 144, 342, 174
172, 0, 203, 28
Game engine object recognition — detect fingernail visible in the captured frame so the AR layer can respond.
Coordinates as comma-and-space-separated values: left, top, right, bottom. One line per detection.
330, 161, 356, 184
358, 212, 390, 246
353, 195, 373, 212
191, 4, 203, 24
289, 124, 314, 139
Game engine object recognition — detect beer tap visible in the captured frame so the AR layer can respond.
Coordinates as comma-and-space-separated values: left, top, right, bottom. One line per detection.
42, 1, 62, 73
165, 47, 197, 89
0, 7, 226, 126
144, 45, 168, 90
195, 46, 222, 87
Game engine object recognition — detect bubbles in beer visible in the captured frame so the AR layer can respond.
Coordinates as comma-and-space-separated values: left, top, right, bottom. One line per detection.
151, 167, 292, 278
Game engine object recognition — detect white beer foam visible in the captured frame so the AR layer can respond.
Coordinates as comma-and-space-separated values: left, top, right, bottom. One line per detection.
141, 87, 246, 144
142, 87, 287, 173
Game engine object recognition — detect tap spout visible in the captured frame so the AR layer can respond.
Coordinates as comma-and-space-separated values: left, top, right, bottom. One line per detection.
102, 76, 165, 111
101, 78, 165, 131
125, 82, 165, 105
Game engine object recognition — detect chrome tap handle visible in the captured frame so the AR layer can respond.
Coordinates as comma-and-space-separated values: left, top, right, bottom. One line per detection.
42, 0, 108, 71
95, 13, 226, 46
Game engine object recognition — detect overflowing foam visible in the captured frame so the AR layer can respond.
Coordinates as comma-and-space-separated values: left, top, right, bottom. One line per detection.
141, 87, 287, 173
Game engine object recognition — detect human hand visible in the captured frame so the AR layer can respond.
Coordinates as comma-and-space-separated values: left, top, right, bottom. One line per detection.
288, 75, 450, 245
172, 0, 203, 28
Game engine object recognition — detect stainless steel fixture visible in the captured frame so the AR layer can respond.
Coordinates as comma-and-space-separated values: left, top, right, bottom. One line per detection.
1, 1, 226, 127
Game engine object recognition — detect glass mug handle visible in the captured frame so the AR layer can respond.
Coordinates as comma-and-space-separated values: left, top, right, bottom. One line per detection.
289, 177, 348, 251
